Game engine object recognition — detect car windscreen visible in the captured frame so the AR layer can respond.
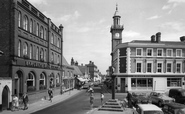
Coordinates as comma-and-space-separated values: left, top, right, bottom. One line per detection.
144, 111, 163, 114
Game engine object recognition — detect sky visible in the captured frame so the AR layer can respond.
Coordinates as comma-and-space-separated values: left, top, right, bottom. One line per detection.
28, 0, 185, 74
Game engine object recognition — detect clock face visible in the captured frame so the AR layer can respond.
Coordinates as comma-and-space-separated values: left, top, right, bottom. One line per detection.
115, 33, 120, 38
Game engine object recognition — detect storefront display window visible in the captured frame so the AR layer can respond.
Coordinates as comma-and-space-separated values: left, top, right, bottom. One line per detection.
167, 78, 181, 87
131, 78, 153, 90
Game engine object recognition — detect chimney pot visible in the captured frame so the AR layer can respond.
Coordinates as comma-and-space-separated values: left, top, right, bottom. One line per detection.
156, 32, 161, 43
151, 35, 155, 43
180, 36, 185, 42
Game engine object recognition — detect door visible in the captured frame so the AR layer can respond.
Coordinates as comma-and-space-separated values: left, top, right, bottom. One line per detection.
120, 78, 125, 93
2, 86, 9, 111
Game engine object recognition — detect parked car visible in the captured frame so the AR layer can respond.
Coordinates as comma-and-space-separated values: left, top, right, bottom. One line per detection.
169, 88, 185, 104
149, 91, 175, 107
136, 104, 164, 114
130, 92, 151, 107
162, 102, 185, 114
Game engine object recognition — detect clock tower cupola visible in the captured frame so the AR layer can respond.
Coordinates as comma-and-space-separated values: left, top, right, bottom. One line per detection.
110, 4, 124, 51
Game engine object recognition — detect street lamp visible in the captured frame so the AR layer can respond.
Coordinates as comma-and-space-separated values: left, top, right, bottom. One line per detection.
109, 66, 116, 99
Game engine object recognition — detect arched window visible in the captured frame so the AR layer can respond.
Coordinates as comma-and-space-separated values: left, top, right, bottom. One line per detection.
40, 73, 46, 90
57, 55, 60, 64
40, 48, 44, 61
36, 47, 39, 60
36, 23, 39, 36
27, 72, 35, 87
23, 15, 28, 30
23, 42, 28, 56
51, 33, 54, 44
44, 28, 47, 40
18, 12, 21, 28
44, 49, 46, 61
30, 44, 32, 59
51, 52, 54, 63
18, 40, 21, 57
40, 26, 44, 39
57, 38, 60, 47
30, 19, 33, 33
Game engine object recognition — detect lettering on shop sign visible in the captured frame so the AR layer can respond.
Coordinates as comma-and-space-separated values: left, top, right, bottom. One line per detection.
25, 61, 46, 68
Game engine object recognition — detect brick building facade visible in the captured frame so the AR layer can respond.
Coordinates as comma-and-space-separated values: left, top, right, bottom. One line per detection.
0, 0, 63, 110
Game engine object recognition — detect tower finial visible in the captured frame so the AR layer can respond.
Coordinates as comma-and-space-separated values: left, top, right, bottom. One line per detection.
116, 4, 118, 11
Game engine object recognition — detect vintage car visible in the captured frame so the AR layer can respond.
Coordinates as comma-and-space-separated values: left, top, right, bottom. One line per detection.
130, 92, 151, 107
149, 91, 175, 107
136, 104, 164, 114
162, 102, 185, 114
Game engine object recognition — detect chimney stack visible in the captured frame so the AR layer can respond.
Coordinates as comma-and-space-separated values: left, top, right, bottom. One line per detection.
180, 36, 185, 42
156, 32, 161, 43
151, 35, 155, 43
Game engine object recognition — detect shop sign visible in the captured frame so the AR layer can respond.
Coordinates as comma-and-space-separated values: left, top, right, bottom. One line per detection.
25, 61, 46, 68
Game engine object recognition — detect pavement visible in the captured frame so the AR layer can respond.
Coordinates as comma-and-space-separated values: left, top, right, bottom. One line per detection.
1, 89, 82, 114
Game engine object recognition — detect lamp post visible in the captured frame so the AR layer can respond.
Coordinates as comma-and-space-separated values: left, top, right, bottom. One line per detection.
109, 66, 115, 99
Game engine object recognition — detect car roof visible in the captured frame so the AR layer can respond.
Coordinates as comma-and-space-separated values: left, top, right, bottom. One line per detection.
138, 104, 162, 111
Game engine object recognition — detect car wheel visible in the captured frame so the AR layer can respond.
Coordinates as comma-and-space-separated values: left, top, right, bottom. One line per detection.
158, 101, 162, 107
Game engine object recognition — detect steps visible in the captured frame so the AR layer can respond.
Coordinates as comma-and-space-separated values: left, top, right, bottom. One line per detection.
98, 99, 124, 112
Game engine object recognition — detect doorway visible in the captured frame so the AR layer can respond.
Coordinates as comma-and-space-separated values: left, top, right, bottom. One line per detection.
14, 71, 23, 97
120, 78, 125, 93
2, 86, 10, 111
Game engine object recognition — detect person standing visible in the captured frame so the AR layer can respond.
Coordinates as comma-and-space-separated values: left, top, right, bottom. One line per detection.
100, 92, 104, 104
14, 95, 19, 110
90, 92, 94, 109
48, 88, 53, 102
22, 93, 29, 110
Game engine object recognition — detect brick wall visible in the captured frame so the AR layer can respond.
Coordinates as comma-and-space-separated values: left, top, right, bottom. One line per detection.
0, 0, 14, 77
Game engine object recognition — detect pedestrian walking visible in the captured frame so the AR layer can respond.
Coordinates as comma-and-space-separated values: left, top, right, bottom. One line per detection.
13, 95, 19, 111
126, 91, 132, 108
22, 93, 29, 110
11, 95, 16, 111
48, 88, 53, 102
100, 92, 104, 104
90, 93, 94, 109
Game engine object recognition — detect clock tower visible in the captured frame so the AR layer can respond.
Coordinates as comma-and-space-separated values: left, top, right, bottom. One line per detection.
110, 4, 124, 51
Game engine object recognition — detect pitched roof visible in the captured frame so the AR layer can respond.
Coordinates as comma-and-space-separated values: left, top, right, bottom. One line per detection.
72, 65, 83, 76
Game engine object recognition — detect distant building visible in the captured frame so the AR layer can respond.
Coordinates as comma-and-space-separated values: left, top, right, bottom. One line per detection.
86, 61, 99, 82
110, 5, 185, 92
0, 0, 63, 110
62, 56, 74, 92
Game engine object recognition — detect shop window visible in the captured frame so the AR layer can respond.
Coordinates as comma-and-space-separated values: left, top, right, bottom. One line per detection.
39, 73, 46, 90
27, 72, 36, 92
131, 78, 153, 88
167, 78, 181, 87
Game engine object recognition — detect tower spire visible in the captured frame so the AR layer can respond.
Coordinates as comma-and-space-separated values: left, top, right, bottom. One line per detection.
114, 4, 119, 16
